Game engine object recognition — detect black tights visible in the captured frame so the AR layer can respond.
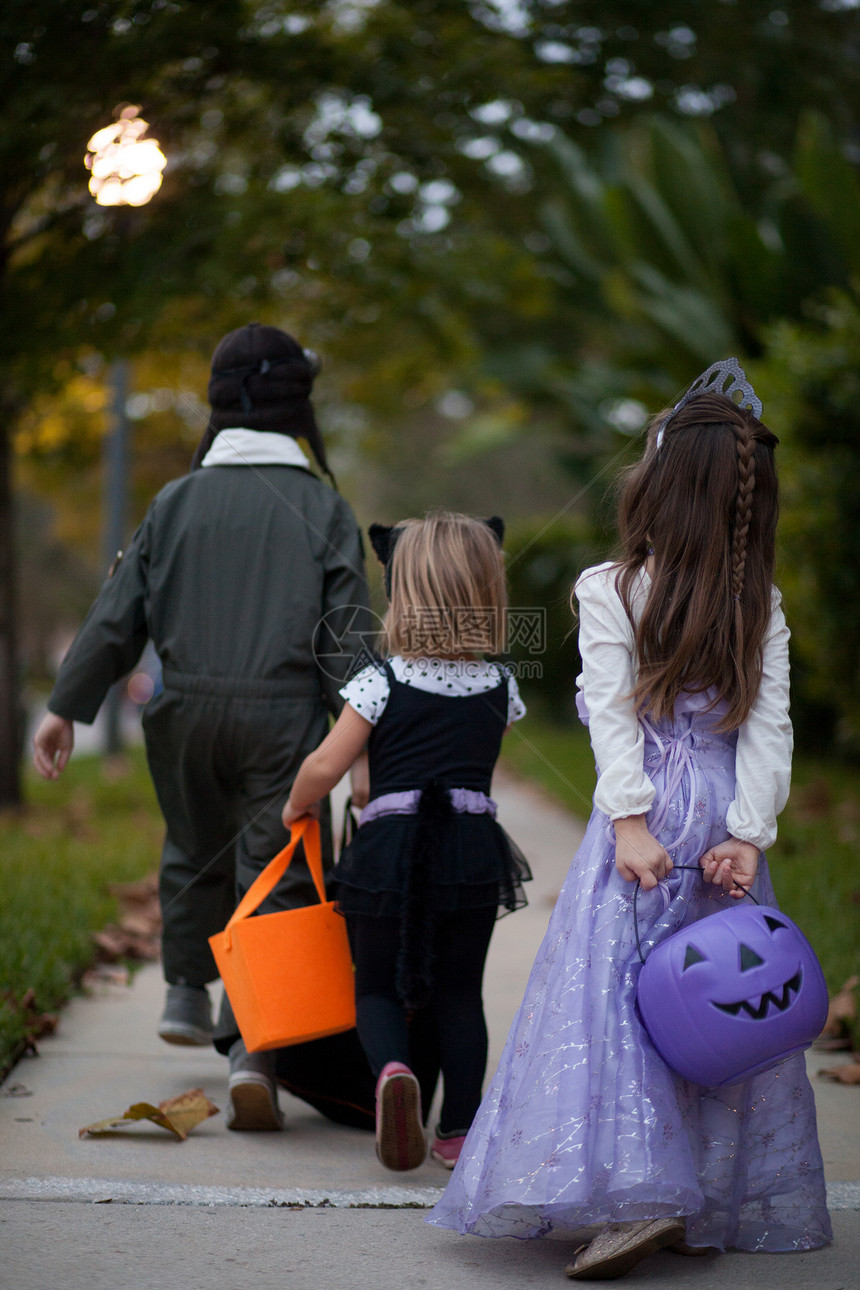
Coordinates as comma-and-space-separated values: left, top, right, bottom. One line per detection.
349, 907, 497, 1135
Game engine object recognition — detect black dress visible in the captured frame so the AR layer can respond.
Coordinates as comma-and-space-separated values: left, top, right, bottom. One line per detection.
334, 662, 531, 919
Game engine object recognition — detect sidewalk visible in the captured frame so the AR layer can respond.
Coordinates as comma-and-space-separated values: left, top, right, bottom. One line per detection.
2, 770, 857, 1290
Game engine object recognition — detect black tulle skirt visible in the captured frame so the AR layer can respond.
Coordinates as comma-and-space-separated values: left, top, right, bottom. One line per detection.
333, 794, 531, 920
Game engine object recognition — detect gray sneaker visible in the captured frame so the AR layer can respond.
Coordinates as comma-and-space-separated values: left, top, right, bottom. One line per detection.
226, 1039, 284, 1131
157, 985, 213, 1047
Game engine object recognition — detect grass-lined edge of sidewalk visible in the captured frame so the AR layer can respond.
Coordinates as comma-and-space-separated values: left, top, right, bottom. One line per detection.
0, 747, 161, 1082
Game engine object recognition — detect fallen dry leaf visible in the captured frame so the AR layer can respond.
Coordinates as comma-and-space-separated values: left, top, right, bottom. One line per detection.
815, 975, 860, 1048
828, 975, 859, 1022
79, 1101, 185, 1139
0, 988, 59, 1056
92, 926, 133, 959
813, 1036, 853, 1051
108, 875, 159, 905
120, 911, 159, 938
158, 1088, 220, 1138
92, 872, 161, 965
79, 1087, 219, 1140
92, 922, 159, 964
81, 963, 131, 990
817, 1063, 860, 1085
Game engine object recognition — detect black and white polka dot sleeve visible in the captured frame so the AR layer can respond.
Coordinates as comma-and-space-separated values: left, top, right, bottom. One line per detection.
338, 663, 391, 725
506, 672, 527, 724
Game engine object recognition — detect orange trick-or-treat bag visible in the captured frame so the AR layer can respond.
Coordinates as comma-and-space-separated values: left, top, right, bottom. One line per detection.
209, 816, 356, 1052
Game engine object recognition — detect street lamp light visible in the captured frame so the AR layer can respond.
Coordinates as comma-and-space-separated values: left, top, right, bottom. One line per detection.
84, 105, 166, 207
84, 106, 165, 755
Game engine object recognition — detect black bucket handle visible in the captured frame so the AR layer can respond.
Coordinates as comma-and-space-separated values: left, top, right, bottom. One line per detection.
633, 864, 758, 965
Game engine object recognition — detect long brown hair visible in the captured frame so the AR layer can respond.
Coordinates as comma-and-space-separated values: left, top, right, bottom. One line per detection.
612, 391, 779, 729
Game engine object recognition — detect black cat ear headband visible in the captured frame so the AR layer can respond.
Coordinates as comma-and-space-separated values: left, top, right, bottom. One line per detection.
655, 358, 763, 451
368, 517, 505, 595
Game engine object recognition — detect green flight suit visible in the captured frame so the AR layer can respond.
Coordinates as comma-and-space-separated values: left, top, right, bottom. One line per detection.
48, 460, 372, 989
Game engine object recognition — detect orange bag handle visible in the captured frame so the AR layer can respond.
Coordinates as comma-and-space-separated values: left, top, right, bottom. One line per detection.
224, 816, 326, 934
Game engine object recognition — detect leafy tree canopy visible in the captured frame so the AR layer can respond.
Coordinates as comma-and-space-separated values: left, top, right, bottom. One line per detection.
3, 0, 860, 803
3, 0, 858, 403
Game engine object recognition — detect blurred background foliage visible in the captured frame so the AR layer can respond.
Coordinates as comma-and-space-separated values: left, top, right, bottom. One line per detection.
3, 0, 860, 802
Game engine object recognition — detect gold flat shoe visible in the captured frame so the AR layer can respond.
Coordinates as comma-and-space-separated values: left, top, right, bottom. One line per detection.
565, 1217, 686, 1280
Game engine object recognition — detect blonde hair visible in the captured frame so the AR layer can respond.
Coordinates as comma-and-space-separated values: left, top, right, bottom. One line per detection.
382, 511, 508, 657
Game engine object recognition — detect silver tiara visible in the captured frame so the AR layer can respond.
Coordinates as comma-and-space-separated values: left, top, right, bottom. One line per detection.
655, 358, 762, 450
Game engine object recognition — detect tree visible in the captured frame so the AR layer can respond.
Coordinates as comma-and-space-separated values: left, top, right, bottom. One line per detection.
466, 109, 860, 746
2, 0, 551, 803
4, 1, 860, 801
2, 0, 267, 803
754, 292, 860, 753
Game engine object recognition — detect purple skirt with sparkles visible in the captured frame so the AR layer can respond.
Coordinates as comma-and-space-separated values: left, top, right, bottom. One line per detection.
427, 692, 831, 1252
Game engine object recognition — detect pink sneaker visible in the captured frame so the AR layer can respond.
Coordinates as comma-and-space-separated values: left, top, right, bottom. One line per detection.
375, 1062, 426, 1171
430, 1131, 467, 1169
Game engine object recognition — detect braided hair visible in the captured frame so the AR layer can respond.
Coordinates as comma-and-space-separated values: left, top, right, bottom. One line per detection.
731, 422, 757, 656
610, 391, 779, 730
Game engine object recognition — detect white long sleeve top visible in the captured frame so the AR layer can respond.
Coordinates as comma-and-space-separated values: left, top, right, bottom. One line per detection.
575, 562, 792, 850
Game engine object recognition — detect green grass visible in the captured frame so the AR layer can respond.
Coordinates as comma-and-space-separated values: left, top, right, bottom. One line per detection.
0, 748, 162, 1079
502, 709, 860, 996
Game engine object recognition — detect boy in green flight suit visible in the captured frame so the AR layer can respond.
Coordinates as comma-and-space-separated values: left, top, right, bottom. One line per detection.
33, 323, 373, 1129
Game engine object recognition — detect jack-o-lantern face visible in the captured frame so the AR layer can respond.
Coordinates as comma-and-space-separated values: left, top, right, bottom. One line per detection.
684, 914, 802, 1021
637, 905, 828, 1087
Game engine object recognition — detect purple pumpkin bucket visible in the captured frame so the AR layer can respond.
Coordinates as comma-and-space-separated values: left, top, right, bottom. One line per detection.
636, 892, 829, 1087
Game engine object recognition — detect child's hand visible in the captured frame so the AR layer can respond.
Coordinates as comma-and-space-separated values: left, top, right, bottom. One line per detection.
281, 798, 320, 829
613, 815, 672, 890
32, 713, 74, 780
699, 838, 760, 898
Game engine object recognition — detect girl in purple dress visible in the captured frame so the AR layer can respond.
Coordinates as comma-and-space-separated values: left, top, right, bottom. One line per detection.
428, 364, 832, 1279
